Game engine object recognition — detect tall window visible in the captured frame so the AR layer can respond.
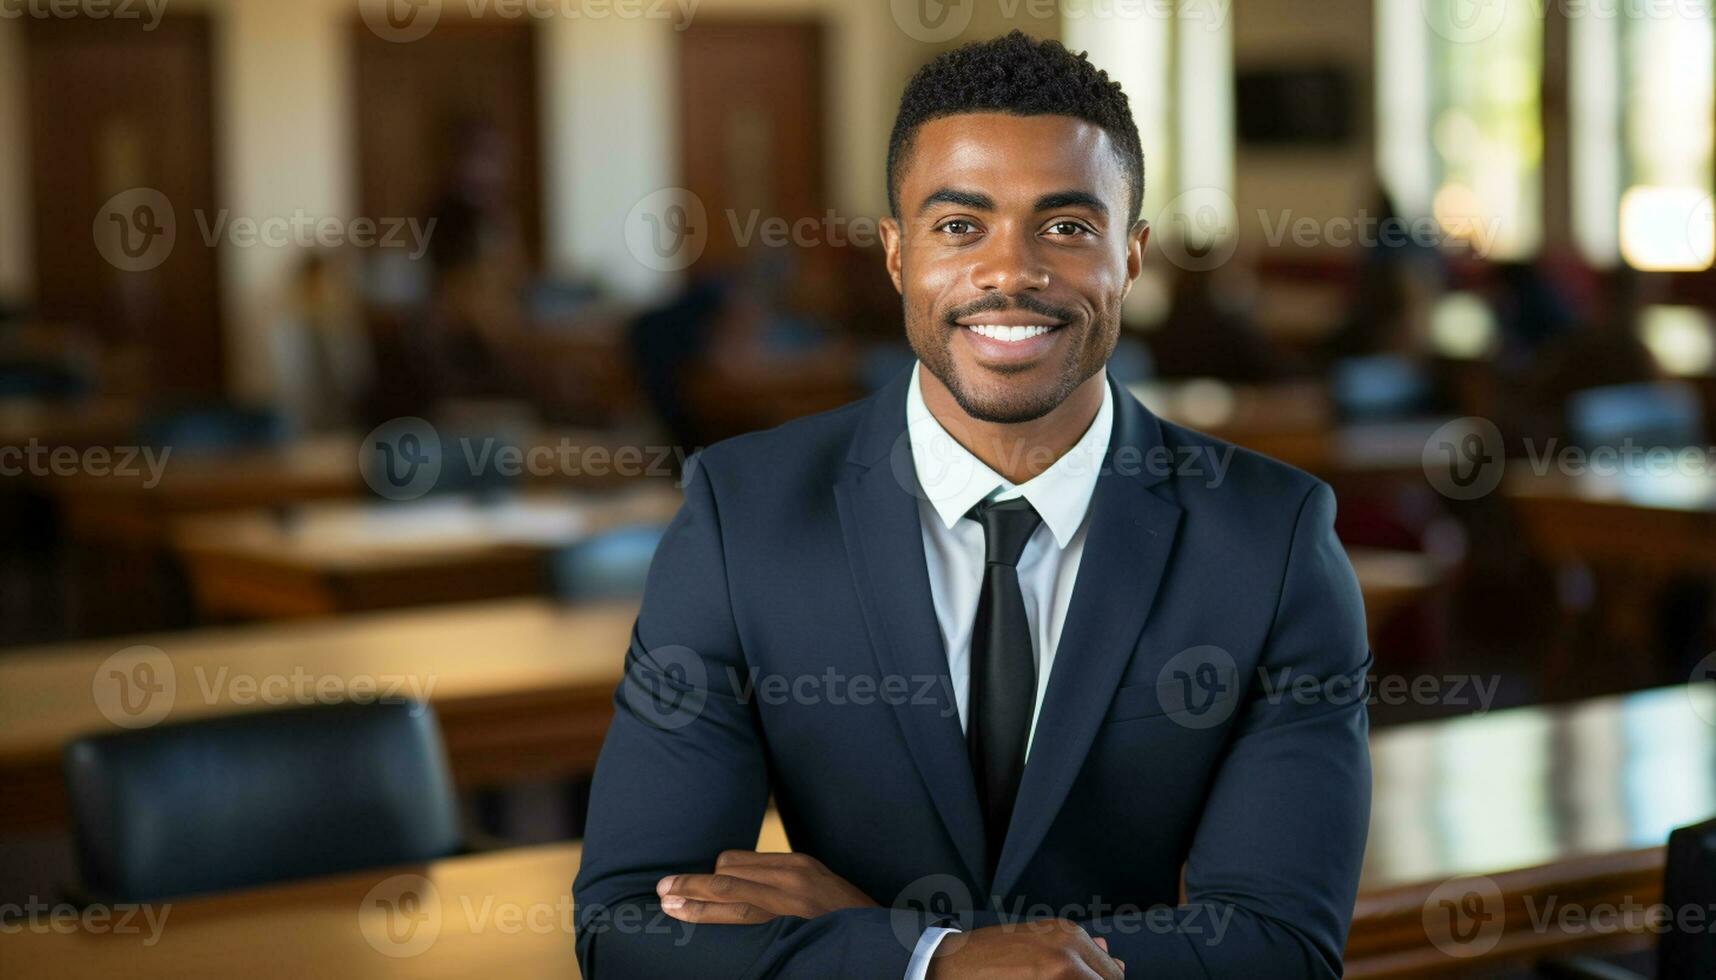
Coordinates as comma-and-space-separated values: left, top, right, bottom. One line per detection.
1572, 4, 1715, 270
1063, 0, 1235, 258
1378, 0, 1543, 259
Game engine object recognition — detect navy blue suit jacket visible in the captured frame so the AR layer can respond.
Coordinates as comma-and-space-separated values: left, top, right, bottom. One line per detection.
574, 369, 1372, 978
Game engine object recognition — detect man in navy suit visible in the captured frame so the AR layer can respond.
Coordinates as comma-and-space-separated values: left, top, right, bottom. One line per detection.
575, 31, 1370, 979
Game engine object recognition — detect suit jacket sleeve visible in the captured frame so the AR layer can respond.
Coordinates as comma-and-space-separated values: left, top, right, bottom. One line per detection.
572, 455, 920, 979
1026, 480, 1372, 978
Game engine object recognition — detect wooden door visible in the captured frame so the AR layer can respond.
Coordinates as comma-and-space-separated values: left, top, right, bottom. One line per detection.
25, 14, 223, 394
677, 20, 826, 273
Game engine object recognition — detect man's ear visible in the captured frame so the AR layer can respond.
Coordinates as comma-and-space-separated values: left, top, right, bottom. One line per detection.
879, 216, 905, 295
1121, 218, 1149, 299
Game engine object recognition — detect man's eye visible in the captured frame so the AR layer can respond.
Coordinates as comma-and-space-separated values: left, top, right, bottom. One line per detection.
1048, 221, 1088, 236
939, 220, 976, 236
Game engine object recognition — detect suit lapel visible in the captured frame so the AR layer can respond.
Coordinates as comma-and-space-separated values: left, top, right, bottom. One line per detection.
835, 370, 990, 890
991, 379, 1183, 899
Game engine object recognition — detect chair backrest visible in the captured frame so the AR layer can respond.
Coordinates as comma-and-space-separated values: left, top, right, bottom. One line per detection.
1659, 816, 1716, 979
63, 699, 461, 903
1568, 381, 1706, 451
549, 523, 668, 601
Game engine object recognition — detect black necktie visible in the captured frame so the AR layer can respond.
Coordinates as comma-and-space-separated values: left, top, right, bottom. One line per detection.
965, 495, 1042, 874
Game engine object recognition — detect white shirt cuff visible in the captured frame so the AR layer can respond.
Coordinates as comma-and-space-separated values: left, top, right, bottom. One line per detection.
903, 926, 960, 980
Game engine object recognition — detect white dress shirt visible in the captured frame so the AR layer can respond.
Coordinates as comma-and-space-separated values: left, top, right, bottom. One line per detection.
901, 362, 1115, 979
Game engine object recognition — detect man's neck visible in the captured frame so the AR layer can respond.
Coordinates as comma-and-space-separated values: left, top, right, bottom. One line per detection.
920, 369, 1107, 485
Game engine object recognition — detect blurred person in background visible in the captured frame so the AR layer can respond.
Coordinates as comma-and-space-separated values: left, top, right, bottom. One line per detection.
1323, 185, 1443, 362
270, 251, 373, 433
419, 116, 531, 401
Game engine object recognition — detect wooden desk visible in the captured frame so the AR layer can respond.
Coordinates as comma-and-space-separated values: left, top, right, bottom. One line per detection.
1126, 380, 1462, 483
41, 428, 668, 549
0, 544, 1471, 831
0, 598, 637, 831
45, 435, 363, 548
1347, 682, 1715, 976
5, 685, 1710, 978
1505, 462, 1716, 686
171, 486, 682, 620
0, 818, 793, 980
1506, 462, 1716, 573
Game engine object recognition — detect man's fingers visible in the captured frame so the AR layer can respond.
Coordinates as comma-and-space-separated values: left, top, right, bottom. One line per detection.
657, 873, 801, 915
714, 849, 817, 870
656, 896, 773, 925
1075, 932, 1125, 980
700, 863, 812, 892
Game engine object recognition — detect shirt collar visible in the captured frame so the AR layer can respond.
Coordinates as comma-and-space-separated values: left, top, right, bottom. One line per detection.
905, 362, 1114, 550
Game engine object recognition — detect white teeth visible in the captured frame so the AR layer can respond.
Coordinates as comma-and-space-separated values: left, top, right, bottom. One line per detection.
966, 324, 1054, 342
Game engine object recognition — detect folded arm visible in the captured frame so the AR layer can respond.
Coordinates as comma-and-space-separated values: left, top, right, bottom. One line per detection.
572, 458, 922, 979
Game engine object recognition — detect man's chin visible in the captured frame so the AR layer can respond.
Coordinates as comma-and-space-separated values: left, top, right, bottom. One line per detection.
944, 375, 1065, 425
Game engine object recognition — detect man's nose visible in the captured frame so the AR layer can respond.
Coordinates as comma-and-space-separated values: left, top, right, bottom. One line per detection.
968, 231, 1050, 294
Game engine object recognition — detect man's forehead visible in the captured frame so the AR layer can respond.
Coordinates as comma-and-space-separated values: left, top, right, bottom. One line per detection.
904, 112, 1124, 206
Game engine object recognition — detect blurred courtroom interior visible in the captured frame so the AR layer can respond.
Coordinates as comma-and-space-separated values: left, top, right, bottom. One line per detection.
5, 0, 1716, 977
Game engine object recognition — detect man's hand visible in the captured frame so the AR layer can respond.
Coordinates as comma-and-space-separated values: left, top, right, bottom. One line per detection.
656, 851, 879, 924
928, 919, 1125, 979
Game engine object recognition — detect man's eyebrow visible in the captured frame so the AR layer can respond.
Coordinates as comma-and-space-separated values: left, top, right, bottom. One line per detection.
916, 188, 994, 214
1034, 190, 1108, 215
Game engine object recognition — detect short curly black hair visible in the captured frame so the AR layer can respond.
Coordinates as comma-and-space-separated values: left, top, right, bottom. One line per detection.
886, 30, 1144, 223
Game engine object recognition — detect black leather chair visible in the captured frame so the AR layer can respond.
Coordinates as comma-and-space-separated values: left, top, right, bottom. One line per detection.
1537, 816, 1716, 980
62, 700, 463, 903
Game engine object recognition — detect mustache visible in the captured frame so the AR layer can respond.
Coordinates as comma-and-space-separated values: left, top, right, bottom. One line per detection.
942, 293, 1078, 328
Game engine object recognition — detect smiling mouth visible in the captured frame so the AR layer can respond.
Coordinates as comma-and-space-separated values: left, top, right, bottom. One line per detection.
960, 323, 1064, 343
